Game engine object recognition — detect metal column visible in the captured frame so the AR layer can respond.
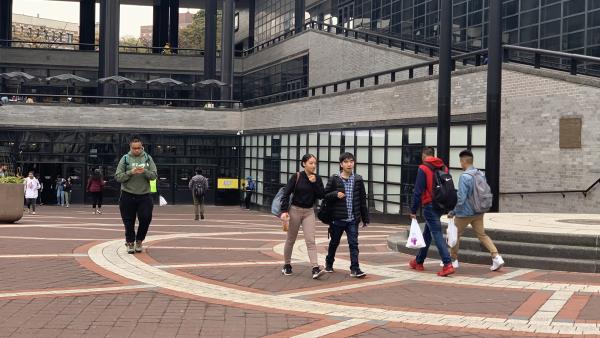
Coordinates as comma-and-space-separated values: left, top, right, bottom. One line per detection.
204, 0, 218, 81
221, 0, 235, 102
436, 0, 452, 164
98, 0, 120, 97
79, 0, 96, 51
248, 0, 255, 49
0, 0, 13, 47
169, 0, 179, 51
294, 0, 305, 33
486, 0, 503, 212
152, 0, 169, 53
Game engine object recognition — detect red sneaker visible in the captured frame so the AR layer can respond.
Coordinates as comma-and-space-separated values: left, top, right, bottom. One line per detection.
437, 263, 455, 277
409, 258, 424, 271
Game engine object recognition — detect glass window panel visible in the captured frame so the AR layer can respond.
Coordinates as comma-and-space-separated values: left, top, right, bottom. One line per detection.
520, 25, 538, 42
251, 147, 257, 157
281, 173, 288, 184
258, 147, 264, 158
252, 158, 257, 169
290, 134, 297, 146
280, 161, 287, 173
309, 132, 318, 145
374, 200, 384, 212
318, 161, 328, 175
408, 128, 422, 144
387, 184, 401, 206
281, 134, 288, 146
563, 14, 585, 33
589, 10, 600, 28
541, 4, 561, 21
320, 146, 329, 161
299, 133, 307, 147
563, 0, 585, 16
330, 147, 341, 161
425, 127, 437, 146
356, 147, 369, 163
471, 125, 486, 146
258, 159, 264, 170
266, 147, 272, 157
344, 131, 355, 146
371, 129, 385, 146
387, 147, 402, 165
372, 147, 385, 164
252, 135, 258, 146
388, 128, 403, 146
319, 132, 329, 146
450, 126, 468, 146
357, 130, 370, 146
520, 9, 539, 27
266, 135, 272, 146
331, 131, 342, 146
245, 136, 251, 146
450, 148, 462, 168
281, 147, 288, 159
245, 158, 251, 169
288, 159, 296, 173
373, 165, 385, 182
450, 169, 463, 188
541, 20, 561, 38
245, 147, 251, 157
387, 165, 401, 182
309, 147, 317, 157
472, 148, 486, 169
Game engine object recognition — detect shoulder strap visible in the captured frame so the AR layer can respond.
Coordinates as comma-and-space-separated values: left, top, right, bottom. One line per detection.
292, 172, 300, 194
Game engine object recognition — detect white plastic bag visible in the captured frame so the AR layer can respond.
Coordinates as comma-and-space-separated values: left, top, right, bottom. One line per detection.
446, 218, 458, 248
406, 218, 426, 249
159, 195, 168, 206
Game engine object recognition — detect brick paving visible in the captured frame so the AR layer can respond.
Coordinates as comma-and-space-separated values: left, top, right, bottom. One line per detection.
0, 205, 598, 337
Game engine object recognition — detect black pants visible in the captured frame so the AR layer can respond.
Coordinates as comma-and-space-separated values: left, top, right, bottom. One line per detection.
326, 220, 360, 271
119, 191, 154, 243
26, 198, 36, 212
91, 191, 103, 209
244, 191, 253, 209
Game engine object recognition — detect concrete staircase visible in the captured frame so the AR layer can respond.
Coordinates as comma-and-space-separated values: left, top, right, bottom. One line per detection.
387, 225, 600, 273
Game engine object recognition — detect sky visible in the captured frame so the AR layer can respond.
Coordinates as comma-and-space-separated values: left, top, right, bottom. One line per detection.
12, 0, 199, 38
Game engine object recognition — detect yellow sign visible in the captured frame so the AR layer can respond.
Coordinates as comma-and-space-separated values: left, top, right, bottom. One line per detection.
217, 178, 239, 189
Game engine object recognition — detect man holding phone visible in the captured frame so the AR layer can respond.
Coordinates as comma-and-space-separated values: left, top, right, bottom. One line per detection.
115, 136, 158, 254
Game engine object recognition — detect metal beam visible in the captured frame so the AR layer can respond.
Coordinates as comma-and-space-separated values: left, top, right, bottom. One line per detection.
204, 0, 217, 80
295, 0, 305, 33
169, 0, 179, 50
436, 0, 452, 164
79, 0, 96, 50
221, 0, 235, 101
98, 0, 120, 97
0, 0, 13, 47
486, 0, 503, 212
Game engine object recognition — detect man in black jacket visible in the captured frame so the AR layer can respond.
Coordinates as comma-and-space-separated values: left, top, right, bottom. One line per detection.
323, 152, 369, 278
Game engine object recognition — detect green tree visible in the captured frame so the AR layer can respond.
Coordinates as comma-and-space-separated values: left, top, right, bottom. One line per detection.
179, 10, 222, 51
119, 36, 150, 53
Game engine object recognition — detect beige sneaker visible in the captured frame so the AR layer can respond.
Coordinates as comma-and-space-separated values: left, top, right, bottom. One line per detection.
134, 240, 143, 253
126, 242, 135, 254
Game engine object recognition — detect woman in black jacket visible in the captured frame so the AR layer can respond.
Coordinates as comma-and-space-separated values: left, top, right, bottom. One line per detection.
279, 154, 325, 279
323, 152, 369, 278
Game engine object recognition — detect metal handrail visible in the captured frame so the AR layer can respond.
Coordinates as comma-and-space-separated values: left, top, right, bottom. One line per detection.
501, 178, 600, 198
503, 44, 600, 76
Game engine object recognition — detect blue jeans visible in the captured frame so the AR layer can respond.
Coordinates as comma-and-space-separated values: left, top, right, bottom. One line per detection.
56, 190, 65, 206
416, 204, 451, 265
326, 220, 360, 271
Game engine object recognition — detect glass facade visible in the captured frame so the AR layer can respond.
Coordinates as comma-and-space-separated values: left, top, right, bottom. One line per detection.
0, 130, 239, 205
255, 0, 296, 44
327, 0, 600, 57
242, 55, 309, 104
243, 123, 486, 216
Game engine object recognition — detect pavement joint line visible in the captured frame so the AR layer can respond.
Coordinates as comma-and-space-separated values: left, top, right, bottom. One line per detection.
0, 235, 113, 241
0, 254, 88, 258
153, 261, 298, 269
148, 246, 269, 250
85, 234, 600, 335
283, 277, 410, 298
0, 284, 154, 298
290, 318, 371, 338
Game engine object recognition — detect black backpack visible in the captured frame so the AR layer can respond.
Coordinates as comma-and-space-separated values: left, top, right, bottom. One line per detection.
424, 163, 457, 213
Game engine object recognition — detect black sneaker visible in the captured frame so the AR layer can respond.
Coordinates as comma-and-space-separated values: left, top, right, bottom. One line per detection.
201, 213, 205, 220
126, 242, 135, 254
281, 264, 292, 276
312, 266, 325, 279
350, 269, 366, 278
325, 265, 334, 273
194, 215, 199, 221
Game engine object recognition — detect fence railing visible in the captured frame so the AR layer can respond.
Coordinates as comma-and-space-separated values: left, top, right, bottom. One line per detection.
501, 178, 600, 199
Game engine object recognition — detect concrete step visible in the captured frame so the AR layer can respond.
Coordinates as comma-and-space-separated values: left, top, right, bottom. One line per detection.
387, 228, 600, 273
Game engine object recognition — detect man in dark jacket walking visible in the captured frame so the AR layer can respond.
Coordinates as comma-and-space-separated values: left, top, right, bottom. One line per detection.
323, 152, 369, 278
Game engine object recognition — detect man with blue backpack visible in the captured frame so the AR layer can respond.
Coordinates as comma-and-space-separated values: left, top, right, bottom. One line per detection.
115, 136, 158, 254
447, 150, 504, 271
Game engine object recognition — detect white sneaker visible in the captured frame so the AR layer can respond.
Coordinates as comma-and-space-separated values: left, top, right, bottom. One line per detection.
32, 212, 36, 215
440, 260, 459, 268
491, 255, 504, 271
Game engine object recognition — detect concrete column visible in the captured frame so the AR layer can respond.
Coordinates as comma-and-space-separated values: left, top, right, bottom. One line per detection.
221, 0, 235, 101
436, 0, 452, 164
0, 0, 13, 47
486, 0, 503, 212
98, 0, 120, 97
204, 0, 217, 80
169, 0, 179, 51
79, 0, 96, 51
294, 0, 305, 33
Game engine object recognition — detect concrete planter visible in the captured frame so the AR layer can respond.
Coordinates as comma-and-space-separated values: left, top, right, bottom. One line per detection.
0, 184, 24, 223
